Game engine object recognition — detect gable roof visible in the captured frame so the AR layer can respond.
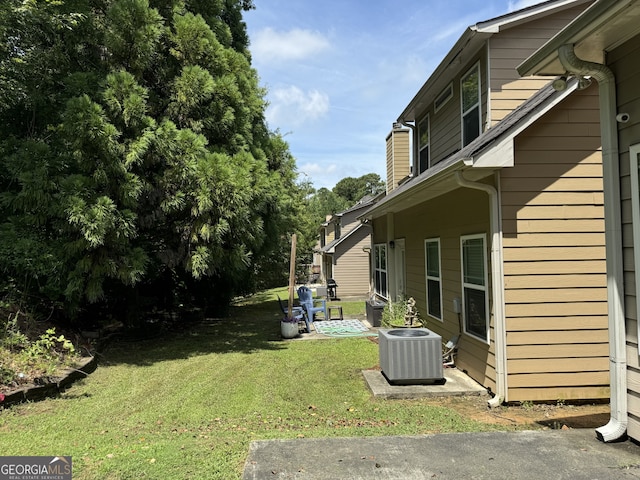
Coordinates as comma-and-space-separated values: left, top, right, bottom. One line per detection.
319, 222, 368, 254
321, 193, 383, 228
517, 0, 640, 76
339, 193, 381, 216
399, 0, 592, 123
362, 78, 579, 219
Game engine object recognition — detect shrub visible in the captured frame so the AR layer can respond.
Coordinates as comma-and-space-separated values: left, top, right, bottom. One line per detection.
381, 297, 423, 328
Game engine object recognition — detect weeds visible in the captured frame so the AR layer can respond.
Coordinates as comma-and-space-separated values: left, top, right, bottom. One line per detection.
1, 309, 79, 388
520, 400, 535, 411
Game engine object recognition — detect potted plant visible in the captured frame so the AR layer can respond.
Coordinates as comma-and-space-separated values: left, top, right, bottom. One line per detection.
281, 315, 300, 339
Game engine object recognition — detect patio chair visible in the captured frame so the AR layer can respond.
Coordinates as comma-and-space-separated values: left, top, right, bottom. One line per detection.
296, 286, 327, 323
277, 296, 311, 333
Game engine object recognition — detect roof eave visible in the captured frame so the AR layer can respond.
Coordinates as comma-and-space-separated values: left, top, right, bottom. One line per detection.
475, 0, 593, 33
399, 0, 593, 123
365, 81, 578, 220
319, 223, 368, 253
517, 0, 638, 76
398, 28, 488, 123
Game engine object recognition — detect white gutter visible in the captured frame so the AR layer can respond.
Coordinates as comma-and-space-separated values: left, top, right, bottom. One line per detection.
455, 171, 507, 406
557, 44, 627, 443
400, 120, 417, 178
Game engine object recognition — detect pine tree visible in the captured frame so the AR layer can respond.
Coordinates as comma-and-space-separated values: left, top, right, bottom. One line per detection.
0, 0, 300, 322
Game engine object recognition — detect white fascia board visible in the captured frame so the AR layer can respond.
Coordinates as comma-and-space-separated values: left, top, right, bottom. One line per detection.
517, 1, 639, 76
466, 136, 515, 167
474, 0, 590, 33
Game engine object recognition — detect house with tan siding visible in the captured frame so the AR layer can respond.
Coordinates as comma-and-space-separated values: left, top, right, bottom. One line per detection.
518, 0, 640, 444
317, 195, 381, 298
362, 0, 610, 404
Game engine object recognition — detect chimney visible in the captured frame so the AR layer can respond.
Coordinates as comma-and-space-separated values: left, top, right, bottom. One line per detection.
386, 123, 410, 194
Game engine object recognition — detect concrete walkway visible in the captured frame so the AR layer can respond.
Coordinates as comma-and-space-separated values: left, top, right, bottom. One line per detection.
243, 429, 640, 479
263, 315, 640, 478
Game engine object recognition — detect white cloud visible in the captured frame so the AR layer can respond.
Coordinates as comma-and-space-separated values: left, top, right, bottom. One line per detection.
299, 161, 338, 177
251, 27, 330, 63
266, 86, 330, 127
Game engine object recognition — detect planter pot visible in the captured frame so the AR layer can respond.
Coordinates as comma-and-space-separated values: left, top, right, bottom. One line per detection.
365, 299, 385, 327
281, 320, 299, 339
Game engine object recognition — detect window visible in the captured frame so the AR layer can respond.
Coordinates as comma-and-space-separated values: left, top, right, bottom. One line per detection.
434, 82, 453, 112
461, 64, 481, 147
418, 115, 429, 174
374, 243, 388, 298
334, 222, 341, 239
630, 143, 640, 353
461, 234, 488, 341
425, 238, 442, 320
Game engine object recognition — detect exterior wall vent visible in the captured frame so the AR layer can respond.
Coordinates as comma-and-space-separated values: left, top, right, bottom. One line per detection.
378, 328, 443, 384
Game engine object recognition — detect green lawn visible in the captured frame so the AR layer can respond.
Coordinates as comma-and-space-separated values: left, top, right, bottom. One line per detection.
0, 288, 502, 479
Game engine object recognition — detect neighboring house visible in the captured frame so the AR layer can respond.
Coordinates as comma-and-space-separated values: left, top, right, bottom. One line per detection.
517, 0, 640, 443
317, 195, 381, 297
362, 0, 609, 404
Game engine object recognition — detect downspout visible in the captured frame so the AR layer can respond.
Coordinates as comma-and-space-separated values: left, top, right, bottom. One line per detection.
558, 44, 627, 443
401, 120, 417, 176
455, 171, 507, 407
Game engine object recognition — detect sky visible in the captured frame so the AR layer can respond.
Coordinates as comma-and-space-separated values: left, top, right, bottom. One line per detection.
244, 0, 542, 190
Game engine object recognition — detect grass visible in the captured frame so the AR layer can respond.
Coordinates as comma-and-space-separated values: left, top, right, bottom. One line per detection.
0, 287, 507, 479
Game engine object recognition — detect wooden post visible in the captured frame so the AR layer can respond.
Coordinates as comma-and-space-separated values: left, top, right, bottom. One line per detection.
287, 234, 297, 318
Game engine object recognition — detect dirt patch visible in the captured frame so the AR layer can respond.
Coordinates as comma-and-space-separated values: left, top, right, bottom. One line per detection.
427, 395, 610, 429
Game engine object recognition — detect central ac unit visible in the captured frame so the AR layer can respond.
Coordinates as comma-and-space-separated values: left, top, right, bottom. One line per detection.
378, 328, 443, 384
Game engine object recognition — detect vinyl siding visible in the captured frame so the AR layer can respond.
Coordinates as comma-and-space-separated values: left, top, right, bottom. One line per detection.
390, 188, 496, 392
609, 31, 640, 440
386, 128, 411, 193
501, 84, 609, 402
488, 4, 594, 125
417, 5, 592, 170
323, 207, 374, 298
332, 227, 371, 297
420, 51, 489, 168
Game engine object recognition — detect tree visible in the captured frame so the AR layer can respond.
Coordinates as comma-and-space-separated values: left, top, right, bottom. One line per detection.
333, 173, 385, 204
0, 0, 301, 323
293, 173, 386, 270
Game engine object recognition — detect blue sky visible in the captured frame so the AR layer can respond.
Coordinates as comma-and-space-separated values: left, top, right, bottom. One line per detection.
244, 0, 540, 190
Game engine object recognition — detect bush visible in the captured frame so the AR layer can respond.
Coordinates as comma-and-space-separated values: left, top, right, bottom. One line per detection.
381, 297, 423, 328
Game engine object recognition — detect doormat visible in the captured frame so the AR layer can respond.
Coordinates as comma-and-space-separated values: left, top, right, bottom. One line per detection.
313, 320, 376, 337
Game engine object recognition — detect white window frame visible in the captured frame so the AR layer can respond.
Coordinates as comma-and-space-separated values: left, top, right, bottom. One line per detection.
434, 82, 453, 113
374, 243, 388, 299
417, 114, 430, 174
460, 234, 489, 343
460, 62, 481, 147
425, 238, 443, 322
630, 143, 640, 353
